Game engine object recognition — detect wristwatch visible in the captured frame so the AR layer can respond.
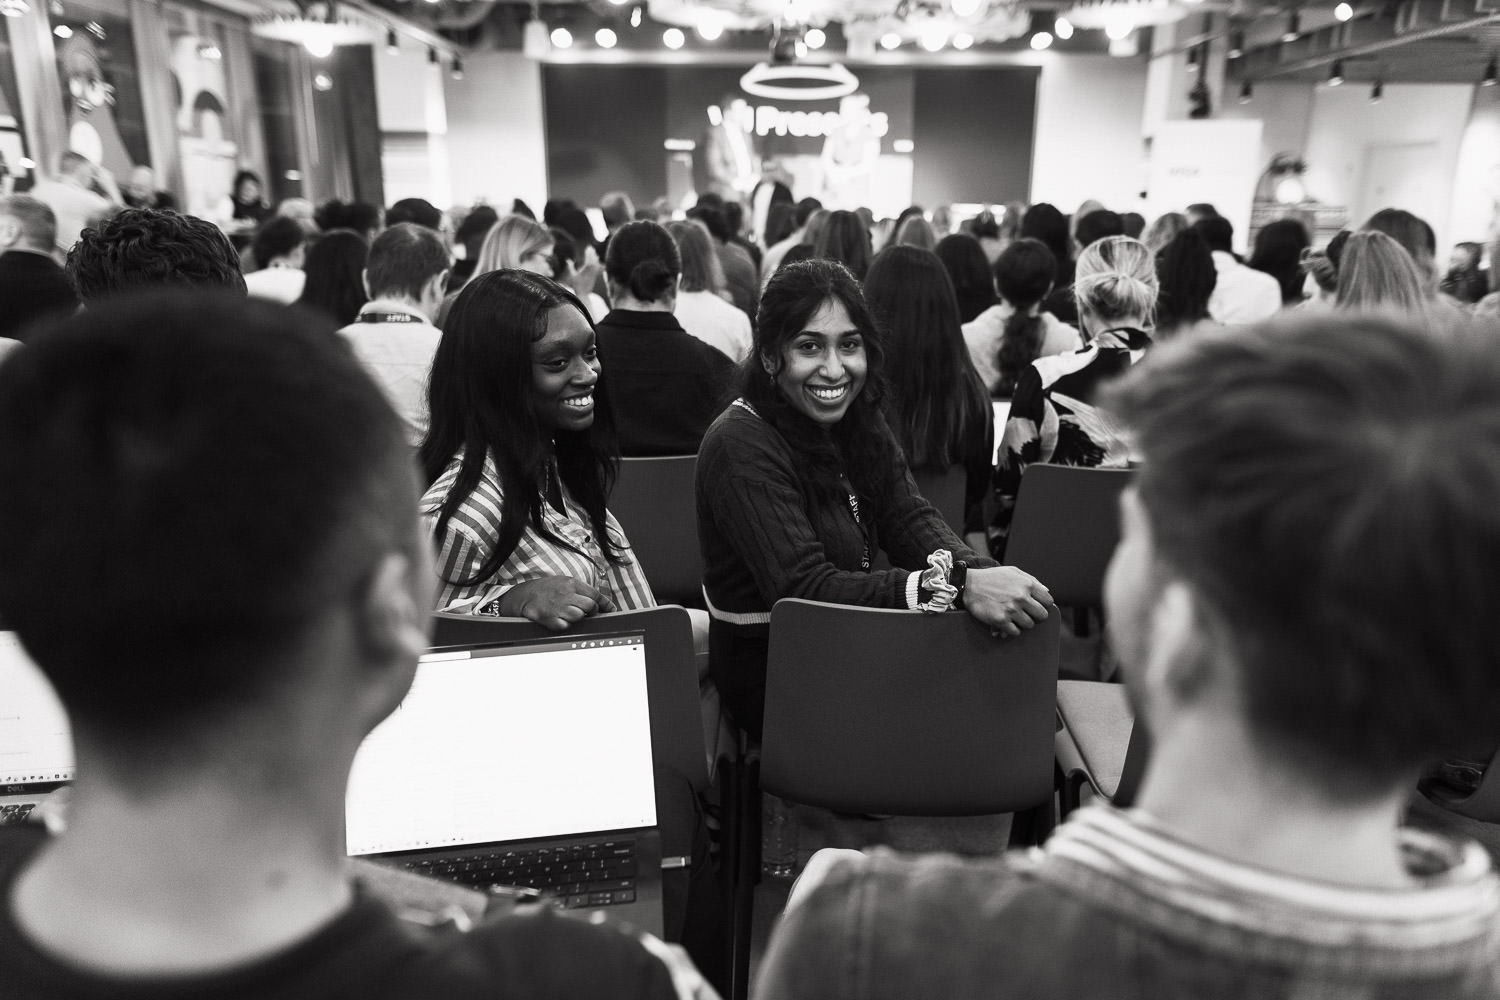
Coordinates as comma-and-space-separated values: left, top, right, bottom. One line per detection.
948, 560, 969, 607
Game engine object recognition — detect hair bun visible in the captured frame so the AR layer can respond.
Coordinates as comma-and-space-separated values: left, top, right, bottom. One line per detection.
629, 258, 676, 302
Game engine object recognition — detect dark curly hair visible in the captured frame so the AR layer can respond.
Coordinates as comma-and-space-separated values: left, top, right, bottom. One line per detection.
67, 209, 246, 305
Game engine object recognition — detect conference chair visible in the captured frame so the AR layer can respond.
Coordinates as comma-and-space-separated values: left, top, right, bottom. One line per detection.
608, 455, 704, 608
725, 601, 1061, 999
1054, 679, 1150, 818
1003, 465, 1134, 608
911, 465, 968, 538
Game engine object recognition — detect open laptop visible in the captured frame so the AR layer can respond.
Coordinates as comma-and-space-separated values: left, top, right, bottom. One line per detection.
346, 631, 663, 934
0, 630, 75, 826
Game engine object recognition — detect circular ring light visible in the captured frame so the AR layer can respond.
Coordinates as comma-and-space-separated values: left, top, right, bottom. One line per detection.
739, 62, 859, 101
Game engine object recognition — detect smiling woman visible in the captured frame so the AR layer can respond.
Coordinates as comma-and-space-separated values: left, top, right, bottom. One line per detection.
418, 269, 655, 627
695, 259, 1056, 738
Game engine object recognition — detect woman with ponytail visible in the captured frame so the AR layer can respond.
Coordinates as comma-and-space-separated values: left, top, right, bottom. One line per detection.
990, 236, 1156, 555
962, 238, 1081, 398
595, 220, 735, 455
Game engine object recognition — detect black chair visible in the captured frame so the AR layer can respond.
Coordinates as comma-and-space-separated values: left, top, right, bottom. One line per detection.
1004, 465, 1134, 608
608, 456, 704, 608
1054, 679, 1151, 818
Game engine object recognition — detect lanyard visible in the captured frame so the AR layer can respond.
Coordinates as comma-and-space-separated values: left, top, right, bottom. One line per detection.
841, 476, 871, 571
357, 312, 425, 324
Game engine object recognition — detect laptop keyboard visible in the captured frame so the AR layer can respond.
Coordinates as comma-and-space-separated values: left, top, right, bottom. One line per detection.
399, 838, 639, 908
0, 803, 35, 826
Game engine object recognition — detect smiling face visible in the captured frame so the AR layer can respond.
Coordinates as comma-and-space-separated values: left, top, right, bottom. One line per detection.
531, 304, 600, 434
770, 297, 868, 426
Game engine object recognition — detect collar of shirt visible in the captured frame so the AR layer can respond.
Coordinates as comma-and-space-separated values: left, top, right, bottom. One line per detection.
358, 298, 433, 326
599, 309, 687, 334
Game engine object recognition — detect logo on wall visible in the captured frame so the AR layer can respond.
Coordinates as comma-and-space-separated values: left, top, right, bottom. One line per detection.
710, 97, 889, 139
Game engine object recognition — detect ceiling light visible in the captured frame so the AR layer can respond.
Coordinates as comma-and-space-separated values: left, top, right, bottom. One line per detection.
595, 27, 617, 47
739, 62, 859, 100
1370, 79, 1383, 103
313, 71, 334, 91
952, 31, 974, 49
385, 28, 398, 53
950, 0, 982, 16
304, 34, 333, 58
608, 0, 627, 6
919, 26, 946, 51
696, 16, 723, 40
198, 41, 222, 60
1328, 58, 1343, 85
1238, 78, 1253, 103
1334, 2, 1353, 20
450, 55, 463, 79
522, 18, 550, 57
1030, 30, 1052, 49
1485, 56, 1498, 86
880, 32, 900, 49
1104, 19, 1133, 40
663, 26, 685, 48
1282, 10, 1300, 43
551, 26, 572, 47
1227, 28, 1244, 58
804, 26, 825, 48
630, 4, 642, 25
1053, 16, 1073, 39
53, 23, 71, 37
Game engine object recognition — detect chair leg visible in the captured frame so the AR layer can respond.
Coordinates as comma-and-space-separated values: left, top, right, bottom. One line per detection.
1007, 795, 1056, 847
727, 756, 760, 1000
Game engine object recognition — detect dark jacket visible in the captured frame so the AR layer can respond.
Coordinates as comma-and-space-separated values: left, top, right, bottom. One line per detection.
594, 309, 735, 457
0, 250, 77, 342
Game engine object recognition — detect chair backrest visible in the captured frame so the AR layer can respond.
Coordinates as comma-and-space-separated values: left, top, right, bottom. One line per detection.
911, 465, 967, 537
1112, 722, 1152, 809
761, 600, 1059, 815
608, 456, 703, 608
1004, 465, 1134, 607
429, 606, 708, 793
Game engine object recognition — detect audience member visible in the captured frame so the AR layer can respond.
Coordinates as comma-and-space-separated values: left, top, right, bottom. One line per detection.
0, 292, 700, 1000
386, 197, 445, 232
865, 245, 994, 535
1442, 241, 1487, 304
963, 238, 1080, 398
935, 232, 997, 323
1362, 207, 1437, 287
1074, 209, 1125, 253
722, 201, 762, 270
1154, 228, 1220, 339
275, 197, 319, 236
688, 201, 758, 318
29, 151, 114, 256
224, 168, 270, 226
600, 191, 635, 240
1142, 211, 1188, 255
120, 166, 175, 211
296, 229, 368, 326
1021, 203, 1075, 325
1185, 201, 1219, 224
596, 220, 734, 455
966, 210, 1005, 264
437, 215, 553, 327
1248, 217, 1311, 306
1194, 216, 1281, 324
760, 197, 822, 287
1300, 229, 1349, 309
315, 199, 382, 243
667, 219, 752, 363
811, 209, 872, 281
763, 202, 796, 249
696, 258, 1052, 738
991, 236, 1155, 553
244, 216, 307, 303
338, 223, 447, 447
1336, 230, 1430, 316
548, 225, 609, 321
757, 312, 1500, 1000
67, 208, 245, 304
0, 196, 77, 342
893, 214, 937, 251
448, 204, 500, 293
778, 244, 815, 272
1120, 211, 1145, 239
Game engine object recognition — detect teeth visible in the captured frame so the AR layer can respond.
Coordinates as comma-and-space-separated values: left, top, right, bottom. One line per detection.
563, 395, 593, 408
809, 385, 847, 401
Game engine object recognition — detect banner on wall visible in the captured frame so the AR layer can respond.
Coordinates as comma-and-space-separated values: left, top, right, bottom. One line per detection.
1146, 119, 1263, 252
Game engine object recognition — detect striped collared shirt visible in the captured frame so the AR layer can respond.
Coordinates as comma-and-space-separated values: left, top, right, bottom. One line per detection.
421, 451, 655, 615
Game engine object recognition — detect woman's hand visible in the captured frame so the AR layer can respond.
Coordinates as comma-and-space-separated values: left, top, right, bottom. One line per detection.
962, 566, 1055, 637
498, 576, 615, 630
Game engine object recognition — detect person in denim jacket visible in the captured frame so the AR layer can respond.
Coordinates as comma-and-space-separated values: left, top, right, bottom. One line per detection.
756, 312, 1500, 1000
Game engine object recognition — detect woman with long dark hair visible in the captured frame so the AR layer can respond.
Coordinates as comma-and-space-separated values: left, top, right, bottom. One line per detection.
295, 229, 368, 326
935, 232, 997, 323
1248, 217, 1311, 307
811, 209, 872, 280
1154, 228, 1220, 339
421, 269, 650, 623
696, 259, 1054, 737
864, 245, 993, 535
962, 238, 1080, 398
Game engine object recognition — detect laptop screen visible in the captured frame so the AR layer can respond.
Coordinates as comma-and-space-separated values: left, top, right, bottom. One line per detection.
345, 633, 657, 857
0, 632, 75, 786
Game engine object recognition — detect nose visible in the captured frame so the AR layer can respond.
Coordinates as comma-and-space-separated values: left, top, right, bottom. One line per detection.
569, 358, 598, 386
819, 349, 844, 381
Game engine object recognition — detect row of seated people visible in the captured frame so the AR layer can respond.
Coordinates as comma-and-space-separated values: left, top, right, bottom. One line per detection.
2, 271, 1499, 995
2, 199, 1500, 995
